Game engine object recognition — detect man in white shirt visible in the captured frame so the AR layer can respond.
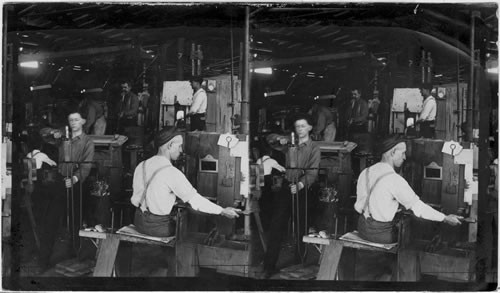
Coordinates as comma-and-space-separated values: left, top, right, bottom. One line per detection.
418, 85, 437, 138
131, 127, 240, 237
354, 135, 463, 244
188, 76, 207, 131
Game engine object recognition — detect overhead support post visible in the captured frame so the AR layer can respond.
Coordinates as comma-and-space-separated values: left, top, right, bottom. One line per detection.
241, 5, 251, 237
177, 38, 184, 80
466, 11, 480, 141
241, 6, 250, 135
476, 22, 491, 281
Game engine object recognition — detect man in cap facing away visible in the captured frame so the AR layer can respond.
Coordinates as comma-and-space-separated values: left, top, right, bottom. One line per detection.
354, 134, 463, 244
131, 127, 240, 237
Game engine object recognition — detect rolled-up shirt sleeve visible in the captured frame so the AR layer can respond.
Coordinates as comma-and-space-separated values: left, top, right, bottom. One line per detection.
411, 200, 446, 222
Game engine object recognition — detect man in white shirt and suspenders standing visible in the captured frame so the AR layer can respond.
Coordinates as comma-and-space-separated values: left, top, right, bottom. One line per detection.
354, 135, 463, 244
130, 127, 240, 237
188, 76, 207, 131
417, 84, 437, 138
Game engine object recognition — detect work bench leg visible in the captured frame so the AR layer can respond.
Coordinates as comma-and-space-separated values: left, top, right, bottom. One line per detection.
338, 247, 356, 280
175, 242, 199, 277
316, 243, 344, 280
396, 249, 420, 281
93, 237, 120, 277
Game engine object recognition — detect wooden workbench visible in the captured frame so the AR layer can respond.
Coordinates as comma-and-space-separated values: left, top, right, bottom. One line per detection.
303, 235, 419, 281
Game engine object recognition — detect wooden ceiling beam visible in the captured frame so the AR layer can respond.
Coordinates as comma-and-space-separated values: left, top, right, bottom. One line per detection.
252, 51, 365, 68
19, 44, 134, 62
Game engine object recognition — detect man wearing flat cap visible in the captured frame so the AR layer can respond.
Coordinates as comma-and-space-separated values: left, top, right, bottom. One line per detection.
130, 127, 240, 237
354, 134, 463, 244
261, 113, 320, 278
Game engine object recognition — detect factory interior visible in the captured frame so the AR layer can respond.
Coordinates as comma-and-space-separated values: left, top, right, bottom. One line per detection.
1, 2, 499, 291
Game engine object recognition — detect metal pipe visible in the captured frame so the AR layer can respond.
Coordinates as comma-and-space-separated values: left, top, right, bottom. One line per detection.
230, 18, 235, 129
240, 6, 250, 135
243, 7, 251, 237
456, 28, 461, 142
467, 11, 479, 140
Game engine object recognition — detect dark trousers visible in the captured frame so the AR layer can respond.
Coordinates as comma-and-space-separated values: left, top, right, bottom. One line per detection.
190, 113, 206, 131
37, 175, 88, 265
263, 181, 307, 272
133, 208, 176, 237
39, 176, 80, 265
420, 121, 435, 138
357, 215, 396, 244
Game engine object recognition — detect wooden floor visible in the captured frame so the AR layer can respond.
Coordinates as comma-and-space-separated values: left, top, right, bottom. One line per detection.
7, 219, 498, 288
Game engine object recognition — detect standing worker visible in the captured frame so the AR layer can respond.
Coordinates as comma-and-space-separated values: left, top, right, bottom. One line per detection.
346, 89, 369, 139
130, 127, 240, 237
187, 76, 207, 131
37, 110, 94, 273
118, 81, 139, 132
80, 90, 106, 135
417, 84, 437, 138
260, 113, 321, 279
308, 101, 336, 142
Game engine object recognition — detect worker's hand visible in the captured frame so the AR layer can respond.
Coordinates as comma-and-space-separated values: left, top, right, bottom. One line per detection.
273, 164, 286, 173
64, 176, 78, 188
278, 137, 288, 145
443, 214, 463, 226
290, 182, 304, 195
220, 207, 241, 219
52, 130, 62, 139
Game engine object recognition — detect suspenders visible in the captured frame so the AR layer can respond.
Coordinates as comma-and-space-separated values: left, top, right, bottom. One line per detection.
139, 160, 170, 211
362, 167, 393, 218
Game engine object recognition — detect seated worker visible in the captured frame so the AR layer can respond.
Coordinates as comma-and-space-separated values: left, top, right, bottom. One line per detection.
354, 135, 463, 244
130, 127, 240, 237
308, 101, 336, 142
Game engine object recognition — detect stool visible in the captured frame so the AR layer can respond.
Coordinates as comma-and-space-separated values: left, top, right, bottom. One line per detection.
303, 234, 419, 281
79, 229, 175, 277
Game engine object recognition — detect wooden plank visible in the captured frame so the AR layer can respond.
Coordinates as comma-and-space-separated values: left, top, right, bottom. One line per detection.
206, 90, 217, 132
441, 153, 460, 213
93, 236, 120, 277
397, 249, 420, 281
79, 230, 174, 247
216, 145, 237, 235
316, 242, 343, 280
175, 242, 199, 276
